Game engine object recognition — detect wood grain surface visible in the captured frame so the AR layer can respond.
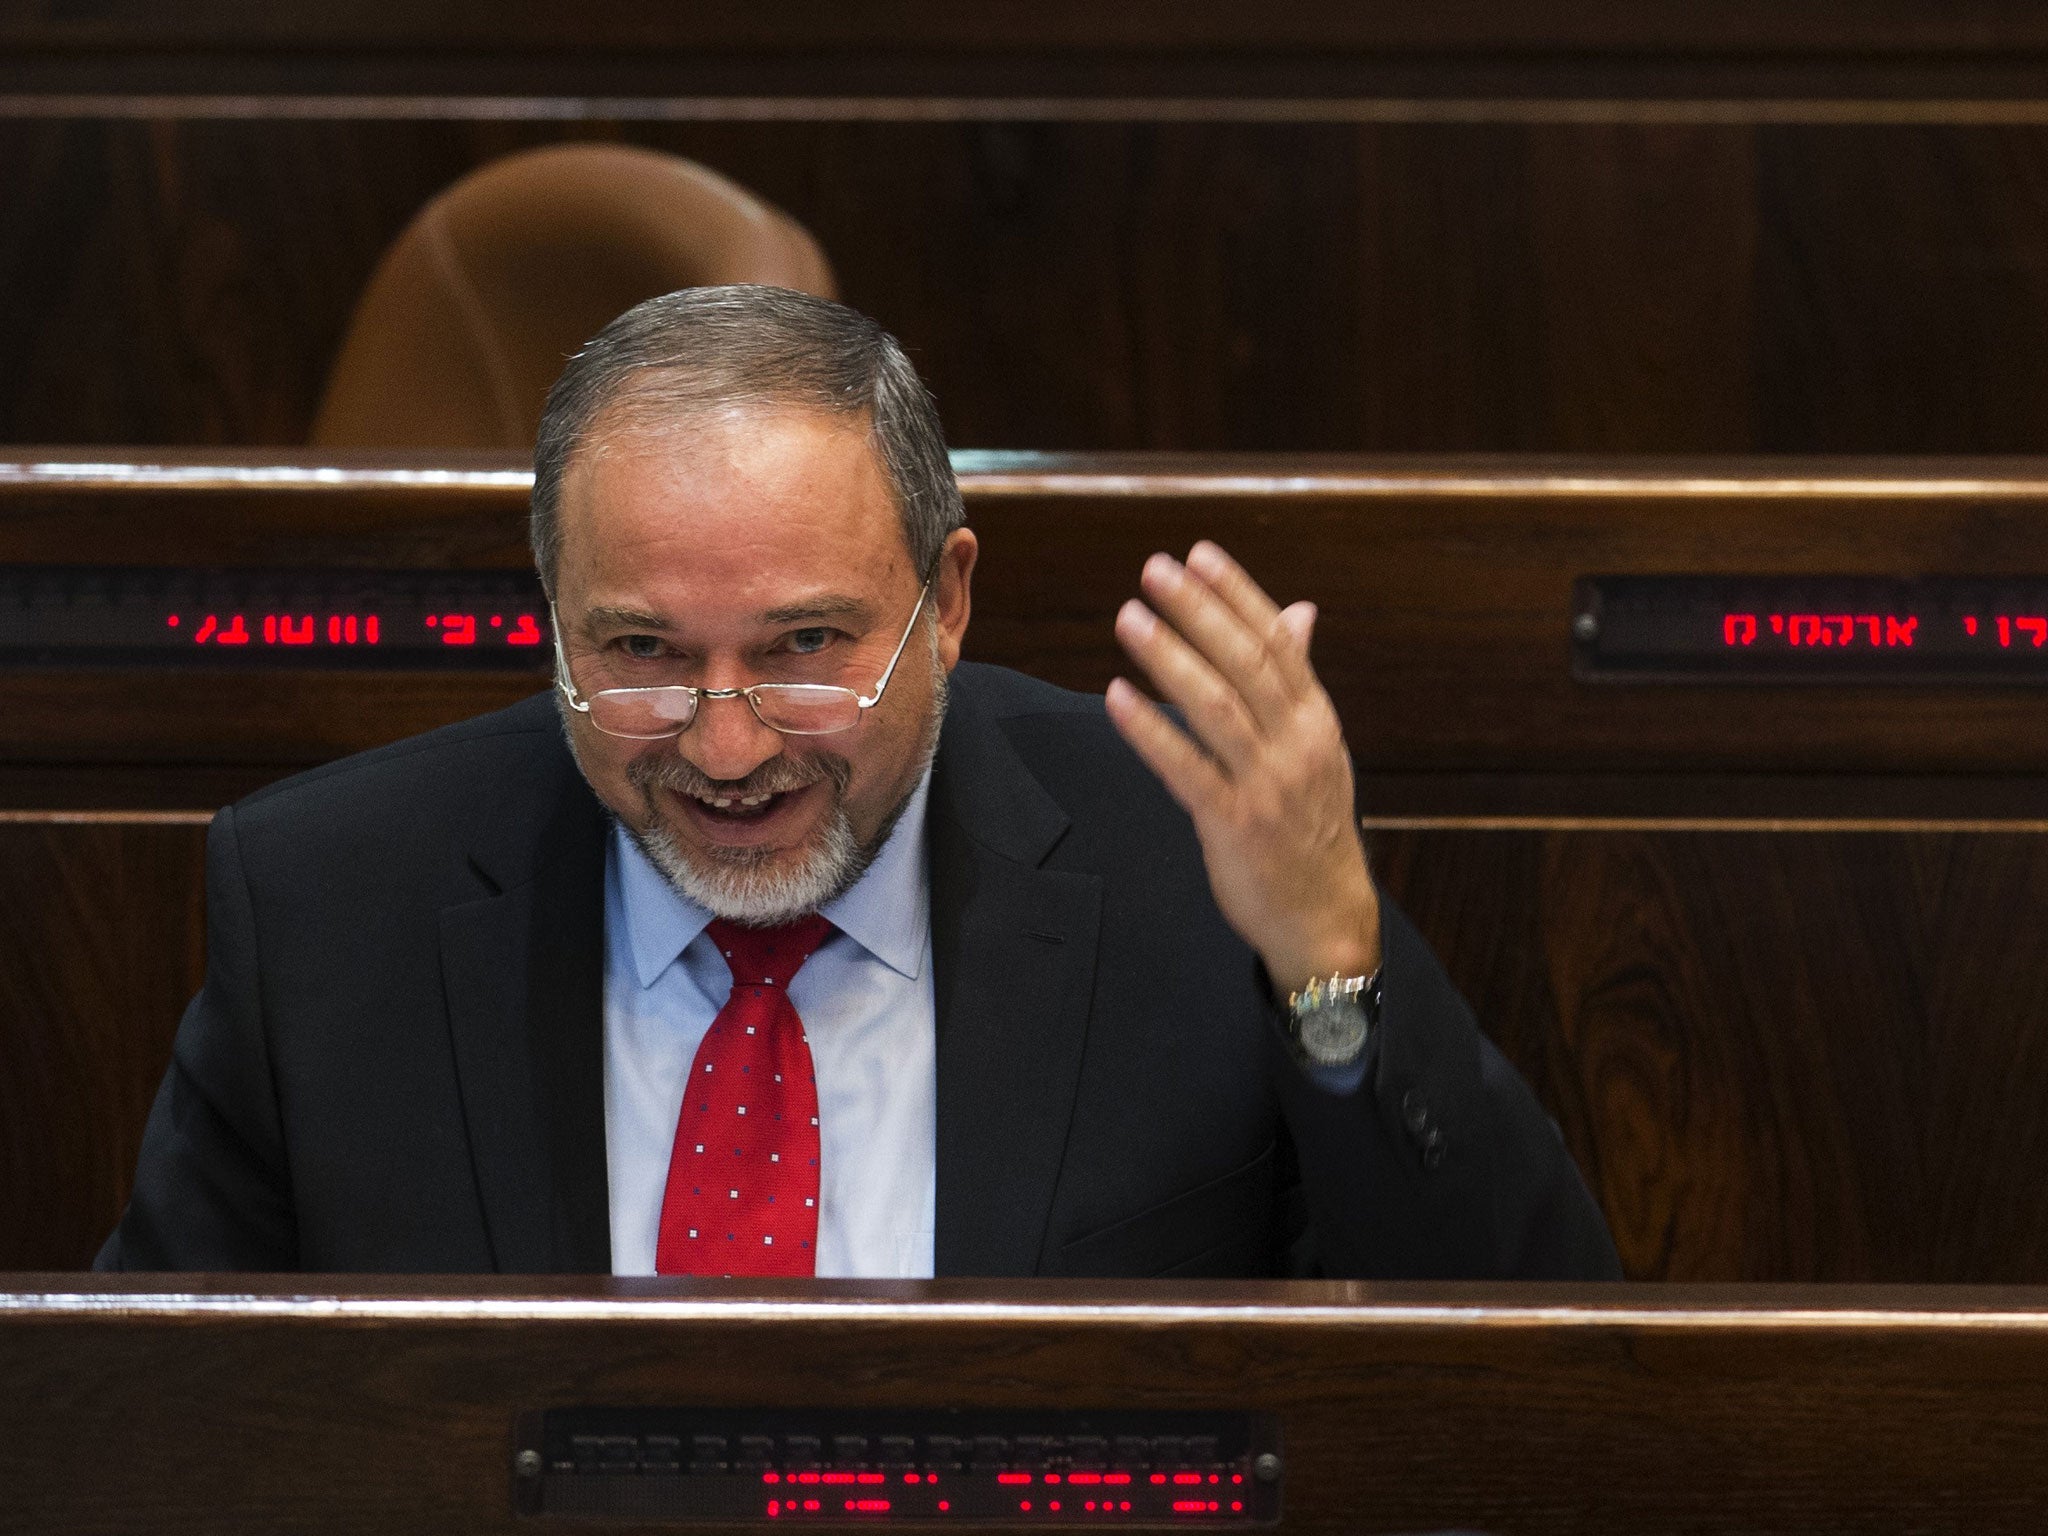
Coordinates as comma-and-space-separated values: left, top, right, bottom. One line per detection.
10, 118, 2048, 458
9, 454, 2048, 806
11, 809, 2048, 1284
5, 1278, 2048, 1534
0, 812, 208, 1270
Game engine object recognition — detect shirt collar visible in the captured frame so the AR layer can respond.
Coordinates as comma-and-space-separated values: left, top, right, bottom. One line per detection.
613, 763, 933, 990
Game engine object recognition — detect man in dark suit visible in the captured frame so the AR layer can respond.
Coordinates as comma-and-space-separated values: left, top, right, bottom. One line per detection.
100, 287, 1617, 1280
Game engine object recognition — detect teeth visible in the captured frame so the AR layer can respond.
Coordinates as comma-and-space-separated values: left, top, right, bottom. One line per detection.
691, 790, 777, 810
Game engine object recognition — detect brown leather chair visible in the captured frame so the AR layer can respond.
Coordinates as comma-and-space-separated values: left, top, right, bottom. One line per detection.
310, 144, 837, 449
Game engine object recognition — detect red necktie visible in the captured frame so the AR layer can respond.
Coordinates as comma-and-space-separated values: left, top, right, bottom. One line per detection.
655, 914, 834, 1277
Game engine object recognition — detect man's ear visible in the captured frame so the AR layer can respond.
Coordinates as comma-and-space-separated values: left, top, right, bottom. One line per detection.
934, 526, 977, 671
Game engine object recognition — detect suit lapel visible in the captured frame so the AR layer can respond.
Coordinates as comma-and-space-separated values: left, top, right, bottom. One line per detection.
929, 682, 1103, 1277
440, 749, 612, 1274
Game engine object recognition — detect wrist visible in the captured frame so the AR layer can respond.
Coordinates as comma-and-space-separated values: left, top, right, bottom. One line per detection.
1270, 891, 1382, 997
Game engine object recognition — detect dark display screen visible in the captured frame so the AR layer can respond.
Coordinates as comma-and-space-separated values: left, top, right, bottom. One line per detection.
516, 1407, 1280, 1526
0, 566, 550, 669
1574, 575, 2048, 682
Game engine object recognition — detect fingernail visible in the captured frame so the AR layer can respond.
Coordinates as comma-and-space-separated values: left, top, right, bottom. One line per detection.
1118, 599, 1158, 637
1143, 552, 1181, 585
1187, 541, 1223, 575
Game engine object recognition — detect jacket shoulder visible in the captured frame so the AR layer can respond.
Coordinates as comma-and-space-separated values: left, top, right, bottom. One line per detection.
225, 691, 576, 871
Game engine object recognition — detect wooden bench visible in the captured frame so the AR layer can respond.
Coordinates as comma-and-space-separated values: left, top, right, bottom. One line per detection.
8, 452, 2048, 1280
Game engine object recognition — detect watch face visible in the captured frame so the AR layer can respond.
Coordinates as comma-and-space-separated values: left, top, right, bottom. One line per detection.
1296, 998, 1370, 1066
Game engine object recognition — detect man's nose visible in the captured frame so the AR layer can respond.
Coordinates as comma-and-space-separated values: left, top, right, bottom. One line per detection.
677, 690, 786, 782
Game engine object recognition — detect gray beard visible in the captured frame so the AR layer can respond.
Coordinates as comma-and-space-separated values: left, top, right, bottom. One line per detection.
592, 639, 948, 927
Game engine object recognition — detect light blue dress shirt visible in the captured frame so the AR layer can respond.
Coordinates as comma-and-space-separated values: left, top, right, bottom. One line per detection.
602, 770, 938, 1279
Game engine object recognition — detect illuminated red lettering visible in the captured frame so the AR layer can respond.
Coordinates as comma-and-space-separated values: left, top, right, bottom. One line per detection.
328, 616, 342, 643
1885, 615, 1917, 647
850, 1501, 890, 1513
1173, 1473, 1204, 1485
279, 615, 314, 645
2021, 617, 2048, 648
1787, 614, 1827, 647
857, 1474, 884, 1485
262, 615, 278, 644
215, 615, 249, 645
998, 1474, 1032, 1485
1722, 613, 1757, 647
822, 1473, 857, 1485
767, 1501, 780, 1517
937, 1501, 950, 1512
764, 1473, 781, 1484
1859, 615, 1883, 645
1769, 614, 1784, 635
165, 613, 180, 628
366, 616, 380, 644
440, 613, 476, 645
193, 615, 218, 644
1824, 614, 1855, 645
506, 613, 543, 646
1068, 1474, 1102, 1485
345, 615, 360, 643
490, 614, 503, 627
1103, 1474, 1131, 1485
1173, 1500, 1208, 1513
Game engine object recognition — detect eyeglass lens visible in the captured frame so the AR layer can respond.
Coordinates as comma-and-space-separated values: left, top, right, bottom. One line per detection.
587, 683, 864, 739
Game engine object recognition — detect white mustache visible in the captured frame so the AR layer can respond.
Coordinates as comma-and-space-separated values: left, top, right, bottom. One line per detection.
627, 752, 851, 802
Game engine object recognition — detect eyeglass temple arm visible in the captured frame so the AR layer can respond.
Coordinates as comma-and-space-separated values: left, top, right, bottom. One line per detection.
855, 581, 932, 709
548, 602, 592, 711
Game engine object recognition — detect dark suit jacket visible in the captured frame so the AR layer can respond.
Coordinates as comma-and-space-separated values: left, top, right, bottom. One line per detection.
99, 663, 1619, 1279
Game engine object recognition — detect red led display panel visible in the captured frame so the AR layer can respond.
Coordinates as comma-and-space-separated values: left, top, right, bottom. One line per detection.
515, 1409, 1281, 1526
1574, 575, 2048, 683
0, 566, 549, 670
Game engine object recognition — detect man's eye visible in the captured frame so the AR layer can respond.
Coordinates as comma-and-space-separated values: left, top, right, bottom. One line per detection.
619, 634, 665, 660
787, 628, 833, 655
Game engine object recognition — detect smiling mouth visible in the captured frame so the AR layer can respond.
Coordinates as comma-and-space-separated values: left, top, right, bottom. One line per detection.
666, 780, 821, 840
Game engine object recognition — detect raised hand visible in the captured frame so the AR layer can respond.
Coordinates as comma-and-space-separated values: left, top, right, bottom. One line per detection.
1103, 541, 1381, 997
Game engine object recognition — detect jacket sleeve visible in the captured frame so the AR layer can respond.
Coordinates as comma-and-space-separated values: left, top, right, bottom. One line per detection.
1270, 900, 1623, 1281
95, 806, 299, 1271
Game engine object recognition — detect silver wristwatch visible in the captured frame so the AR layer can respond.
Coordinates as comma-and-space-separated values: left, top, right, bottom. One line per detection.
1286, 968, 1382, 1068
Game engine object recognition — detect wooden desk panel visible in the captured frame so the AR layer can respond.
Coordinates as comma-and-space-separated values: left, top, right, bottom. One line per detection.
6, 115, 2048, 463
11, 808, 2048, 1285
0, 812, 208, 1271
9, 453, 2048, 808
4, 1279, 2048, 1535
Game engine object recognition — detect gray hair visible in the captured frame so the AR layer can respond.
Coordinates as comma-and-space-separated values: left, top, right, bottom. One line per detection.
530, 284, 963, 594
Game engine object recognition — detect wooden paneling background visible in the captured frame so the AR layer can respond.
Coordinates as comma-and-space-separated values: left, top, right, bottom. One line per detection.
12, 810, 2048, 1283
10, 117, 2048, 454
0, 813, 206, 1271
6, 457, 2048, 1277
